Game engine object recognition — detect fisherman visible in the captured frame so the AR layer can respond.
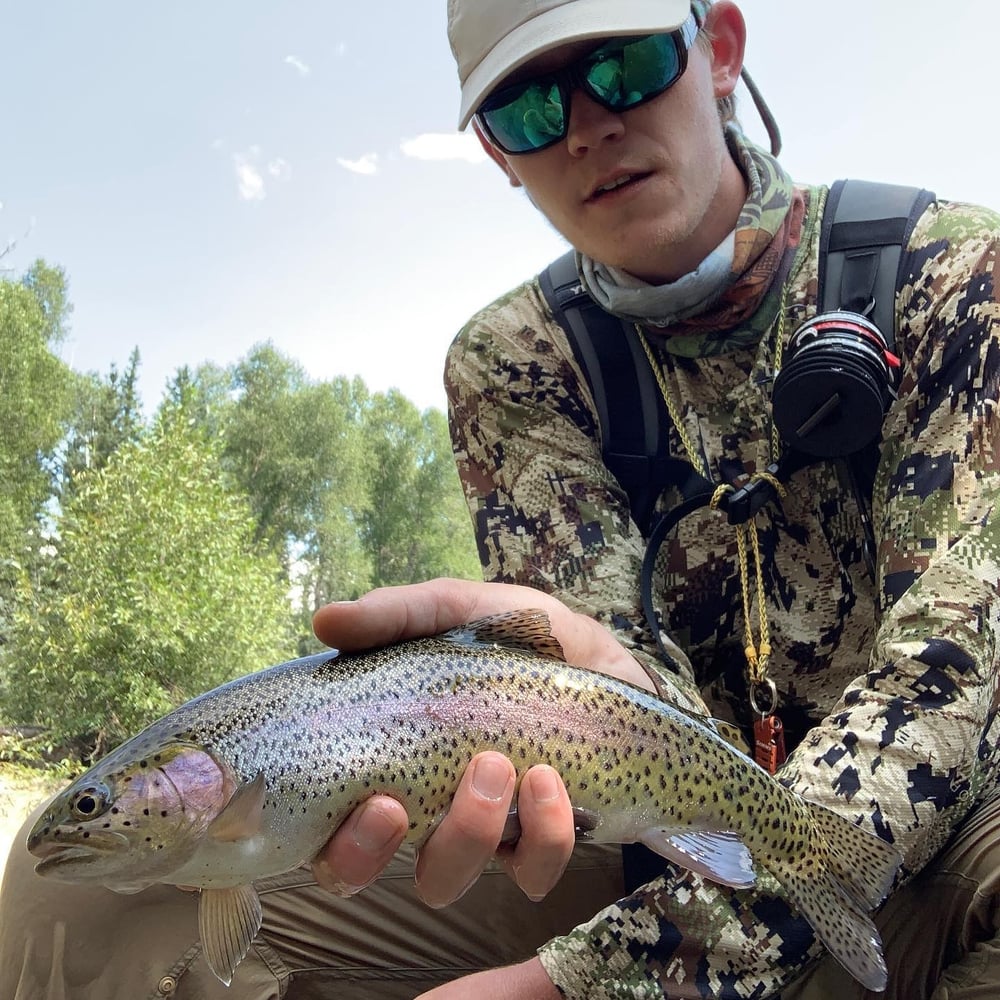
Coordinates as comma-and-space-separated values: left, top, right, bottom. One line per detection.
3, 1, 1000, 999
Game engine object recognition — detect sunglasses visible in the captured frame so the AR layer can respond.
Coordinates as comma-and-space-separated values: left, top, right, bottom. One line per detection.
476, 13, 699, 155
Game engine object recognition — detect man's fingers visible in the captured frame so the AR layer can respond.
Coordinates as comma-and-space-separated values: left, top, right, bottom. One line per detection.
312, 796, 408, 895
311, 578, 651, 689
414, 752, 516, 908
497, 765, 575, 901
312, 579, 477, 651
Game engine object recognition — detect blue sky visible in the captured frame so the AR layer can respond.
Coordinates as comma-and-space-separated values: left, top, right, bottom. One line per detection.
4, 1, 997, 415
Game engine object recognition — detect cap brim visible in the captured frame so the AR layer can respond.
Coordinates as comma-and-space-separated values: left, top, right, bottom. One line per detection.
458, 0, 691, 129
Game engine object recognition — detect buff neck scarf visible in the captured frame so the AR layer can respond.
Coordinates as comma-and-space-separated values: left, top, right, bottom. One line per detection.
576, 129, 805, 356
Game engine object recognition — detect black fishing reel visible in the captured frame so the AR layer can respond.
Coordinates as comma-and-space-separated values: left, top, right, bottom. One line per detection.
770, 309, 900, 458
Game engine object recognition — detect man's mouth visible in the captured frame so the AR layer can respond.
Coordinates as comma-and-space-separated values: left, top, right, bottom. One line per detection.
589, 172, 649, 201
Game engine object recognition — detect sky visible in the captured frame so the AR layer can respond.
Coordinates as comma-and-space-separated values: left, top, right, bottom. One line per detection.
3, 1, 998, 416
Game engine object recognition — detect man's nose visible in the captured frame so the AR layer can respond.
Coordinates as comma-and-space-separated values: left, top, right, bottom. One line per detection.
565, 90, 626, 156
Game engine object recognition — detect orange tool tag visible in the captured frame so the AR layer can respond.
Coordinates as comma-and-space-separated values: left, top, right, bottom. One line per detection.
754, 714, 787, 774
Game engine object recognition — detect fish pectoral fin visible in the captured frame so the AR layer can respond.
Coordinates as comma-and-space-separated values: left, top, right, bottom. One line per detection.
640, 829, 757, 889
208, 772, 266, 842
198, 884, 263, 987
106, 879, 157, 895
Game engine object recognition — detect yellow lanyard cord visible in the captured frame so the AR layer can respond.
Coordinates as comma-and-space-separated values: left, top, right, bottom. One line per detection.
635, 327, 785, 689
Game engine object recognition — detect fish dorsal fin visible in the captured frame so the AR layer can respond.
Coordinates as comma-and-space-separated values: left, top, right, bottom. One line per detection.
198, 883, 263, 986
640, 828, 757, 889
446, 610, 565, 661
207, 772, 266, 843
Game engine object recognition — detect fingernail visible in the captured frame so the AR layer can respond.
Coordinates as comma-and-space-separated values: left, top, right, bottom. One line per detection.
352, 804, 400, 853
529, 766, 561, 804
471, 756, 512, 801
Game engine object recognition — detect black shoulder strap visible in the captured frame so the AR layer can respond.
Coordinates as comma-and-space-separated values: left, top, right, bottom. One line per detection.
538, 251, 710, 534
819, 179, 935, 354
819, 180, 935, 517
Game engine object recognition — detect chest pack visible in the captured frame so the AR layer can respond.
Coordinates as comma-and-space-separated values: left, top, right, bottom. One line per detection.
538, 179, 935, 538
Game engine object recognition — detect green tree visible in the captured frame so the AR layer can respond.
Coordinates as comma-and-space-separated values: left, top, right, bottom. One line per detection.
360, 390, 479, 588
0, 262, 76, 622
2, 404, 293, 754
59, 348, 144, 496
216, 345, 367, 567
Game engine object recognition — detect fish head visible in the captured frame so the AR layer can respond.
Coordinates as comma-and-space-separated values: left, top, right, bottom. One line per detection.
27, 740, 236, 888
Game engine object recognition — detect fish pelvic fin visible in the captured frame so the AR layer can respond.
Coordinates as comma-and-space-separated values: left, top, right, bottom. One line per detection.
445, 610, 565, 661
198, 883, 263, 986
640, 829, 757, 889
207, 772, 266, 843
805, 800, 901, 910
780, 867, 888, 992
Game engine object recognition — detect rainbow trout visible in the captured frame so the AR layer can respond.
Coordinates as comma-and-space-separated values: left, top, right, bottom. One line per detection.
28, 611, 900, 989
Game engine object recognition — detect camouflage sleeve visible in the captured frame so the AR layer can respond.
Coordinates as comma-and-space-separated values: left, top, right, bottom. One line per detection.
444, 278, 707, 715
779, 199, 1000, 874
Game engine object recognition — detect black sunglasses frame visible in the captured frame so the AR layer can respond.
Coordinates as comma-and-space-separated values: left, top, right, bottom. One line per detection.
476, 14, 699, 156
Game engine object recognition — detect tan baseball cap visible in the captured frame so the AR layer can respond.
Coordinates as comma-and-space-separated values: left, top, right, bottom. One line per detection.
448, 0, 691, 130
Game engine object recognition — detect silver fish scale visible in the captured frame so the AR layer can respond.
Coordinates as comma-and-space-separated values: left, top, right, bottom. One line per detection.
123, 635, 808, 863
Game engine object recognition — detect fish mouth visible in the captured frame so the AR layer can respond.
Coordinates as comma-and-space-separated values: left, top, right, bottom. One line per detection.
30, 829, 130, 872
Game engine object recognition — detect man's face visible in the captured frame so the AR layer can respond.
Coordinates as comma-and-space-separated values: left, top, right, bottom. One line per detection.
476, 8, 747, 284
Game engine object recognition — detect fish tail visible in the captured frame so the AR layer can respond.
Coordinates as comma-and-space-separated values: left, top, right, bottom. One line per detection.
779, 868, 888, 992
774, 802, 901, 992
805, 800, 900, 909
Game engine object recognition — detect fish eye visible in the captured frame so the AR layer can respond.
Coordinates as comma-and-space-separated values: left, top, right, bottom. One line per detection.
70, 783, 112, 821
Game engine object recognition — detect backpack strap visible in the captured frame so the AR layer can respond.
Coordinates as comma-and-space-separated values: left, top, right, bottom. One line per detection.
820, 179, 935, 354
538, 251, 711, 534
819, 180, 935, 549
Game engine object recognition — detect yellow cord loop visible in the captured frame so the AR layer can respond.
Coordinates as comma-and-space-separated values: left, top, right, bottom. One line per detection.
634, 326, 790, 695
709, 473, 786, 686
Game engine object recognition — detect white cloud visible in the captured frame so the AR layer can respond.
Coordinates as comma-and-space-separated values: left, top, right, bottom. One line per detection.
400, 133, 487, 165
284, 55, 310, 77
230, 148, 292, 201
234, 154, 266, 201
335, 42, 347, 58
267, 158, 291, 180
337, 153, 379, 176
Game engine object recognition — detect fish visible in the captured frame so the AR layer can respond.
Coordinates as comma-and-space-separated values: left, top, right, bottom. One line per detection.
27, 610, 900, 990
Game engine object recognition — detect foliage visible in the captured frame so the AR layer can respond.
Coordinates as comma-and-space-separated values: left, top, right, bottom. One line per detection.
59, 348, 144, 492
178, 345, 479, 654
1, 406, 292, 754
0, 262, 76, 627
360, 391, 479, 588
0, 268, 481, 751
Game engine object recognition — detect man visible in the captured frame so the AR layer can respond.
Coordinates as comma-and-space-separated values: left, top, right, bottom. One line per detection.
3, 2, 999, 999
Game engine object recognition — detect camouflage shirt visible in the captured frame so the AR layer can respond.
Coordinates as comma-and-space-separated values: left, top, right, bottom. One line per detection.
444, 136, 1000, 997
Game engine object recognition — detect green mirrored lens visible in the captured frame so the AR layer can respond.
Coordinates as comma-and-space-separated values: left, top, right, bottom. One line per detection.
585, 34, 681, 109
482, 81, 566, 153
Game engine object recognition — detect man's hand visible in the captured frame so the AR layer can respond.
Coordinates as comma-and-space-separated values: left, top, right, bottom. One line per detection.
310, 577, 650, 905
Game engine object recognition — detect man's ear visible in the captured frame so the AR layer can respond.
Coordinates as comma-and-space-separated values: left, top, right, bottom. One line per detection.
703, 1, 746, 100
473, 120, 523, 189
